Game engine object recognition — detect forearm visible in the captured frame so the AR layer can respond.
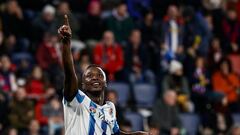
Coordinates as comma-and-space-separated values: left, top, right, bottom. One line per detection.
61, 38, 78, 101
62, 40, 76, 77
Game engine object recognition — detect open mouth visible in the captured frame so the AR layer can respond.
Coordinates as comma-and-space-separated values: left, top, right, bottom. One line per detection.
92, 82, 101, 87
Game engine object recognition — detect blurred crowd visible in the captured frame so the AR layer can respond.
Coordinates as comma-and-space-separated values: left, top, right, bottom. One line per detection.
1, 0, 240, 135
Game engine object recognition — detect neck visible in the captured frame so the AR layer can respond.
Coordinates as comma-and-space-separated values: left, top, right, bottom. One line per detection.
30, 131, 39, 135
86, 91, 104, 105
145, 20, 152, 26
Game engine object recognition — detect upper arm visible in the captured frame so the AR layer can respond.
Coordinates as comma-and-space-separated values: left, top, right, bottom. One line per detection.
63, 90, 86, 108
63, 73, 78, 101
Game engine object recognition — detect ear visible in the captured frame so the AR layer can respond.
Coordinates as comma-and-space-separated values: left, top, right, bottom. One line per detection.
81, 83, 85, 89
104, 81, 107, 87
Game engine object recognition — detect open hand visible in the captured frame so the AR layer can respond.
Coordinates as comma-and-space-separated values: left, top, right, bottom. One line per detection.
58, 15, 72, 41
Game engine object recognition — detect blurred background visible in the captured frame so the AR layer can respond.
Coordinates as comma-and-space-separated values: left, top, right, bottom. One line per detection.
1, 0, 240, 135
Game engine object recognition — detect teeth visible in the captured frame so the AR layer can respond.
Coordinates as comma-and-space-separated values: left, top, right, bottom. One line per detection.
93, 83, 100, 85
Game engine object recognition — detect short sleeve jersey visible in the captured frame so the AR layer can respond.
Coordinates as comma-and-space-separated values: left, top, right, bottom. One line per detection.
62, 90, 120, 135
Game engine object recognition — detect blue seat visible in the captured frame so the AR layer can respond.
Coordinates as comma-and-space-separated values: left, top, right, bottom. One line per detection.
11, 53, 34, 66
232, 113, 240, 124
108, 82, 130, 107
124, 111, 144, 131
133, 84, 157, 108
179, 113, 200, 135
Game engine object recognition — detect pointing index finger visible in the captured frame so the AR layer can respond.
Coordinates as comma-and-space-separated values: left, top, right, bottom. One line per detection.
64, 14, 70, 26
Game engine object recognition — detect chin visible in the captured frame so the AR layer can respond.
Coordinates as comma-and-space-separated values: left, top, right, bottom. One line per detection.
90, 87, 104, 92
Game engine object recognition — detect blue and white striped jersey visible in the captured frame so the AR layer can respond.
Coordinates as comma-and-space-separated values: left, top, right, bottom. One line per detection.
62, 89, 120, 135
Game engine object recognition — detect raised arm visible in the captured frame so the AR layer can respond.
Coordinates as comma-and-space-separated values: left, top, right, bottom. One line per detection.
58, 15, 78, 101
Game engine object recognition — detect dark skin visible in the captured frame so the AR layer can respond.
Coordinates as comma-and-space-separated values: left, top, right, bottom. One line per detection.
59, 15, 150, 135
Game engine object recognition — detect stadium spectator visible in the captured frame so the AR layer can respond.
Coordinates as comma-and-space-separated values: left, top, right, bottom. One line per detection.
190, 56, 211, 113
7, 127, 18, 135
138, 10, 161, 47
228, 42, 240, 76
32, 5, 56, 43
93, 31, 124, 81
26, 66, 48, 102
138, 11, 161, 73
161, 5, 184, 62
2, 0, 26, 37
125, 29, 155, 84
36, 33, 61, 71
106, 1, 134, 44
0, 34, 17, 55
36, 32, 63, 91
105, 90, 125, 124
201, 108, 233, 134
208, 37, 224, 73
150, 90, 181, 135
182, 6, 212, 55
162, 60, 193, 112
34, 87, 56, 134
222, 8, 240, 51
8, 86, 34, 134
80, 0, 105, 42
26, 119, 41, 135
42, 96, 63, 135
212, 58, 240, 112
202, 0, 225, 38
0, 55, 18, 93
101, 0, 121, 18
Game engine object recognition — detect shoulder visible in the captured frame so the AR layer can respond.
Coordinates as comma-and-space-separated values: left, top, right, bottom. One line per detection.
63, 89, 90, 106
105, 101, 115, 108
212, 71, 221, 78
115, 44, 123, 50
229, 73, 240, 80
94, 43, 103, 49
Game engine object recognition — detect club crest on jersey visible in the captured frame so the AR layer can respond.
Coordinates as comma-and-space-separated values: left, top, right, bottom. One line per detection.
89, 107, 96, 114
109, 108, 113, 116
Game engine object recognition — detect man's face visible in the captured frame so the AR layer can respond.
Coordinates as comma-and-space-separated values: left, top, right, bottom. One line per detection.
103, 31, 114, 46
1, 56, 11, 71
106, 91, 117, 104
168, 5, 178, 19
82, 67, 106, 92
130, 30, 141, 46
117, 4, 127, 17
164, 90, 177, 106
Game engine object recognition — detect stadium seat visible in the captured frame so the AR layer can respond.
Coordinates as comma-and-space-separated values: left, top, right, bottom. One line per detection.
232, 113, 240, 124
179, 113, 200, 135
108, 82, 130, 107
124, 111, 144, 131
133, 83, 157, 108
11, 52, 34, 66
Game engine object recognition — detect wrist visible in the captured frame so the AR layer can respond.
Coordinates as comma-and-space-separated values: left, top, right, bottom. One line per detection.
61, 37, 71, 44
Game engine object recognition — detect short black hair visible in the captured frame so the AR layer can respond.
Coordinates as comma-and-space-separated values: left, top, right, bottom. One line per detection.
82, 64, 101, 79
218, 58, 233, 73
82, 64, 107, 82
